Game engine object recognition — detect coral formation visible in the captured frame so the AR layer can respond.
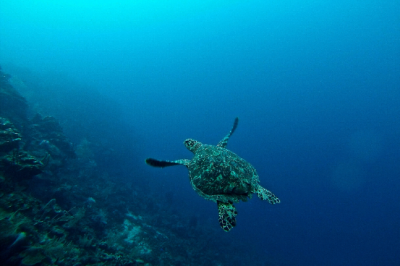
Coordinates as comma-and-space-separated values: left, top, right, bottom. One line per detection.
0, 67, 262, 265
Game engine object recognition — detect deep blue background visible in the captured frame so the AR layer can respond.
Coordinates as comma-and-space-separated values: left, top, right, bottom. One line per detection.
1, 1, 399, 265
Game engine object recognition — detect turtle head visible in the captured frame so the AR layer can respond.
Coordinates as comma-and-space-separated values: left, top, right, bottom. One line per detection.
184, 139, 202, 153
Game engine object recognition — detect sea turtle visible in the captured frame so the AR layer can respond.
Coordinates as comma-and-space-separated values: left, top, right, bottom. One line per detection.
146, 118, 280, 232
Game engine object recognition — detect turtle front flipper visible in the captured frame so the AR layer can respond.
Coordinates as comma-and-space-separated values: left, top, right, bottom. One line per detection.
217, 117, 239, 148
217, 201, 237, 232
146, 158, 190, 168
256, 185, 280, 204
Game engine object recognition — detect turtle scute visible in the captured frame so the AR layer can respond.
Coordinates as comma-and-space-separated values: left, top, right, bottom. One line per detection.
189, 144, 259, 203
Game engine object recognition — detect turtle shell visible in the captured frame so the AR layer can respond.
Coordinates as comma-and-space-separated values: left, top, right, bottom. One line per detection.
188, 144, 260, 203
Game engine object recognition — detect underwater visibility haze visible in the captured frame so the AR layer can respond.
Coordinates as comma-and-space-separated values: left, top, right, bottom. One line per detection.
0, 0, 399, 265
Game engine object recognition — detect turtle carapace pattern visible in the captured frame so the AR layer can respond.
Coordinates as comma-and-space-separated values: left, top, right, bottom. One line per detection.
145, 117, 280, 232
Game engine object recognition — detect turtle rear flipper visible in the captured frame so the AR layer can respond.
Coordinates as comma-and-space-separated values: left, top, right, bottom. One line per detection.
146, 158, 190, 168
256, 186, 280, 204
217, 117, 239, 148
217, 201, 237, 232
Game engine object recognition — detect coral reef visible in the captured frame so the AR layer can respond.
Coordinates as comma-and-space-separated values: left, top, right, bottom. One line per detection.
0, 68, 28, 129
0, 117, 47, 180
0, 67, 261, 266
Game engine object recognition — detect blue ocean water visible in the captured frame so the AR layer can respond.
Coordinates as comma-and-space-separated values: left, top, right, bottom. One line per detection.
1, 0, 399, 265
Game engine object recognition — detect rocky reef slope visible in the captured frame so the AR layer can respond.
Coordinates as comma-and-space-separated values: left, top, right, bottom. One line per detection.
0, 67, 263, 266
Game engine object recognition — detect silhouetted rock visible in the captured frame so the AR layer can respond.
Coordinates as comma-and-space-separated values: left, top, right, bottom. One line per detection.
0, 67, 28, 129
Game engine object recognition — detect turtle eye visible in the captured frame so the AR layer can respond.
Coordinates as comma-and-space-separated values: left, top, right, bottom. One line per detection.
184, 139, 201, 152
184, 139, 197, 148
185, 139, 194, 147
